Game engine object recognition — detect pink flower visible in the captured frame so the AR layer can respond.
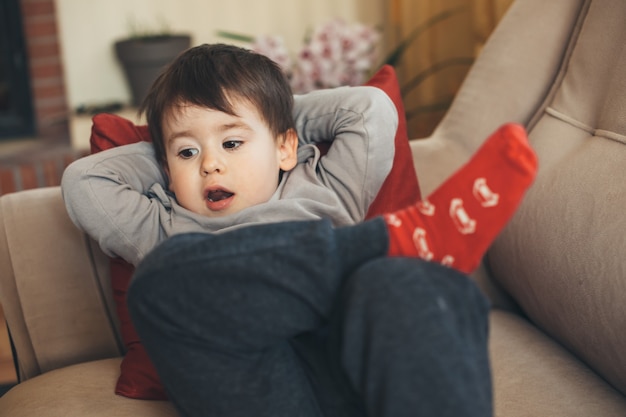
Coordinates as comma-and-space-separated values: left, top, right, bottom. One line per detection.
251, 19, 380, 93
251, 35, 292, 72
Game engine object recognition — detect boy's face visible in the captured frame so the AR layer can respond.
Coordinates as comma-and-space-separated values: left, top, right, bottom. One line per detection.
162, 99, 298, 218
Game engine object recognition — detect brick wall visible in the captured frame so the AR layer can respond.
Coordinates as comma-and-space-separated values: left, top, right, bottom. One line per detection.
19, 0, 69, 141
0, 147, 87, 195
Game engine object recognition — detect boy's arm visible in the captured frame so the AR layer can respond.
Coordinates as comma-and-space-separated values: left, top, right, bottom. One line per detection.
61, 142, 172, 266
292, 86, 398, 220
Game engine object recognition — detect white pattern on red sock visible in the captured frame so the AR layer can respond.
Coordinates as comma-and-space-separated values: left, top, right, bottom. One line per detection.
411, 228, 434, 261
417, 200, 436, 216
450, 198, 476, 235
473, 178, 499, 207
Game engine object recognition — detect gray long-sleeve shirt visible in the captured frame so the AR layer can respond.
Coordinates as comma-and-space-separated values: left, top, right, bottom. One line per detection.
62, 86, 397, 266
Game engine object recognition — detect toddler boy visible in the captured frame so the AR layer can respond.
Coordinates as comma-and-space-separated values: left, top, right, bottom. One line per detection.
62, 43, 536, 417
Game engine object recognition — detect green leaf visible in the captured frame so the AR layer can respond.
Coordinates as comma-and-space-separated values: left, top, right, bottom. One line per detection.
216, 31, 256, 43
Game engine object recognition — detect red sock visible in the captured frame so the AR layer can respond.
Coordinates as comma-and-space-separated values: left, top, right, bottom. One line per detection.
384, 123, 537, 274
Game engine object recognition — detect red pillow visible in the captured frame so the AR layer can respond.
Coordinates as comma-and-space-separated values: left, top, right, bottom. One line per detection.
110, 258, 167, 400
90, 64, 420, 401
364, 64, 421, 218
90, 112, 151, 152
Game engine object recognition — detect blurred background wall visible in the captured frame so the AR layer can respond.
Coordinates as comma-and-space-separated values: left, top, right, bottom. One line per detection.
56, 0, 514, 139
55, 0, 383, 111
9, 0, 515, 145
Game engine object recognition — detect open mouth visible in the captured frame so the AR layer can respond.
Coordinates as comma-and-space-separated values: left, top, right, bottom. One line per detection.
204, 188, 235, 211
207, 189, 234, 202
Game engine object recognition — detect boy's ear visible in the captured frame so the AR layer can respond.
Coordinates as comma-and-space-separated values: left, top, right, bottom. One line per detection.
278, 128, 298, 171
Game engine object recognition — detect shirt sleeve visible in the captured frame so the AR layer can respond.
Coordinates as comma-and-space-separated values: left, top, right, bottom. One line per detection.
61, 142, 175, 266
292, 86, 398, 220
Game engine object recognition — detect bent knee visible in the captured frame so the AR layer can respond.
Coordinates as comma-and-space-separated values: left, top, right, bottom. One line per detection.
342, 258, 489, 321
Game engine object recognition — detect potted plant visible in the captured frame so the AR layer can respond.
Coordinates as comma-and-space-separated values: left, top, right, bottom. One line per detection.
115, 19, 191, 106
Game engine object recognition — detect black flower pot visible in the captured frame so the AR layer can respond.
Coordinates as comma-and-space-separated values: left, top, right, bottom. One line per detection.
115, 35, 191, 106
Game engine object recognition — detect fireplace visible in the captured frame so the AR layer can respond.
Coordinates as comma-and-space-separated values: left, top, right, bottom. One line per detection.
0, 0, 69, 142
0, 0, 33, 138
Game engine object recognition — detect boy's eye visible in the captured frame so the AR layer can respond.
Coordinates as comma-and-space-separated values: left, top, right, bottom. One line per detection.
178, 148, 199, 158
223, 140, 242, 150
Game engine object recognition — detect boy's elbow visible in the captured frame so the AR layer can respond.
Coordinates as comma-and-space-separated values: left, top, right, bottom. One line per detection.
61, 158, 93, 225
61, 159, 85, 200
360, 86, 399, 134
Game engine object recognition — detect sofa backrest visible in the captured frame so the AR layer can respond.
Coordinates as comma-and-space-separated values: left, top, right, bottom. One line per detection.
484, 0, 626, 396
0, 187, 123, 380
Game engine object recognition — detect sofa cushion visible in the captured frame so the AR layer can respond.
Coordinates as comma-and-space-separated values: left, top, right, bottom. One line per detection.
89, 64, 420, 400
0, 358, 177, 417
490, 119, 626, 397
489, 310, 626, 416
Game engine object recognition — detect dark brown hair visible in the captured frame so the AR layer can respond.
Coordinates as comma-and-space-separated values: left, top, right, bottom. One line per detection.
140, 43, 295, 166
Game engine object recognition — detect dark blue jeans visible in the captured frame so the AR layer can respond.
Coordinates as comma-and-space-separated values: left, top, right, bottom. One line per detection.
128, 218, 492, 417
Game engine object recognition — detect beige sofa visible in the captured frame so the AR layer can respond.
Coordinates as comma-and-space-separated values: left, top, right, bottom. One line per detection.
1, 0, 626, 415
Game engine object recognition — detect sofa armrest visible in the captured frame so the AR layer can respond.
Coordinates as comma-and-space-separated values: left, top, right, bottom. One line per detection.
0, 187, 123, 381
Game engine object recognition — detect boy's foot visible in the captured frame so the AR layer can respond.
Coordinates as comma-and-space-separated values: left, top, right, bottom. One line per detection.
384, 123, 538, 274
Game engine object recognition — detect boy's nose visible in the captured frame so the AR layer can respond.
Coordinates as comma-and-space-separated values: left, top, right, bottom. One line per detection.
201, 154, 224, 175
